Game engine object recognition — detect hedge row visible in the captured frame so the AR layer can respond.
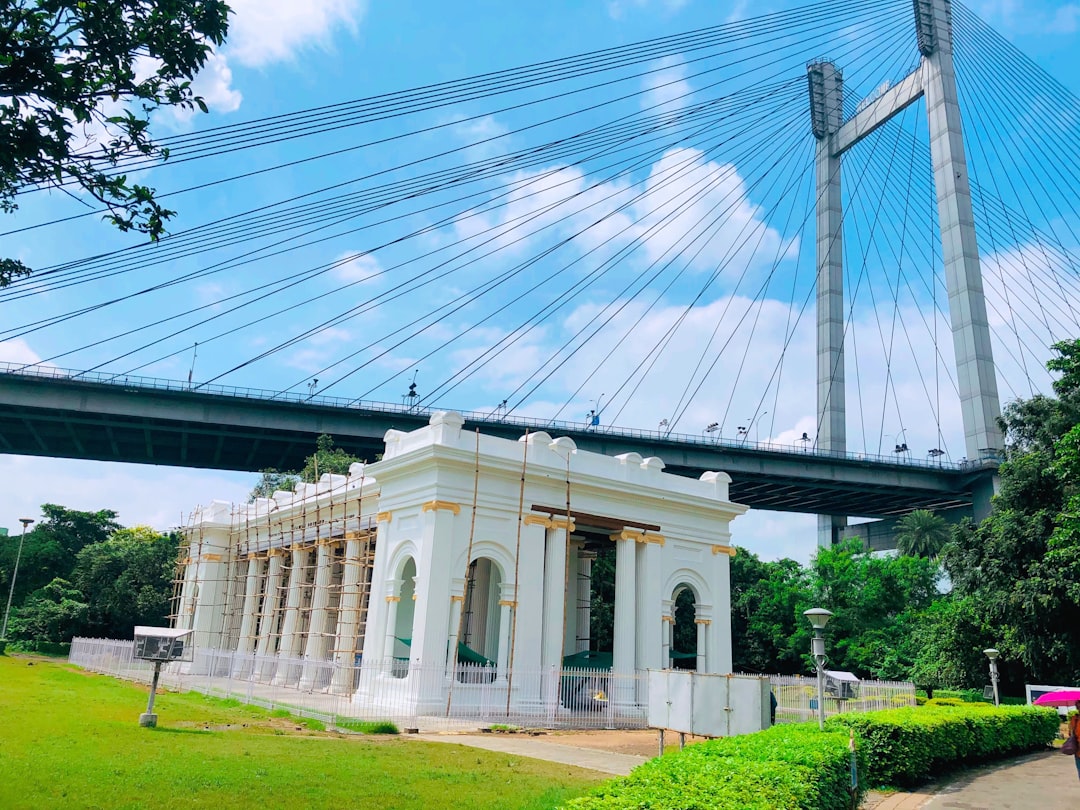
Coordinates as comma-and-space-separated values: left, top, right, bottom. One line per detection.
826, 704, 1058, 787
562, 724, 864, 810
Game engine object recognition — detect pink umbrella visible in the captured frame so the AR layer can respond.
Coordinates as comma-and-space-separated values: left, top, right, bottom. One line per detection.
1033, 690, 1080, 707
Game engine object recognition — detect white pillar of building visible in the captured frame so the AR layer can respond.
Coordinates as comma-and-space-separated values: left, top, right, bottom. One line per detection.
611, 531, 637, 704
695, 618, 709, 672
232, 555, 263, 676
382, 595, 401, 666
563, 540, 581, 657
332, 535, 365, 692
273, 547, 309, 685
635, 538, 663, 674
445, 582, 465, 673
299, 541, 334, 690
255, 549, 285, 680
496, 583, 514, 680
661, 606, 674, 669
540, 519, 572, 671
576, 550, 593, 653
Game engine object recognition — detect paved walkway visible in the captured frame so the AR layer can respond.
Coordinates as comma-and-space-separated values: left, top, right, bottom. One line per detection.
415, 733, 647, 775
868, 750, 1077, 810
420, 735, 1080, 805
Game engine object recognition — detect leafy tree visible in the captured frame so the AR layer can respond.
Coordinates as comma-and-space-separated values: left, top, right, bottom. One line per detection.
72, 526, 179, 637
729, 549, 809, 675
937, 338, 1080, 691
807, 538, 941, 679
895, 509, 951, 559
248, 469, 299, 502
0, 0, 231, 286
298, 434, 364, 482
0, 504, 119, 608
9, 578, 88, 642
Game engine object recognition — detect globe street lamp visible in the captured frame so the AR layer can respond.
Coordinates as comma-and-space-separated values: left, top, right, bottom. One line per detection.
804, 607, 834, 730
1, 518, 34, 642
984, 648, 1000, 706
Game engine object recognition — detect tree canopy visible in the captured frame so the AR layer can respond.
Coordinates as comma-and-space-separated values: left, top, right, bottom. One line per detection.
0, 0, 231, 286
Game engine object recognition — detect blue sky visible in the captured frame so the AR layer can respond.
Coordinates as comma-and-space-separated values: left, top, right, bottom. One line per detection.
3, 0, 1080, 562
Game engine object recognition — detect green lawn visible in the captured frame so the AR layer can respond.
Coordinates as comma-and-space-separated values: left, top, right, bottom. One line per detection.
0, 656, 602, 810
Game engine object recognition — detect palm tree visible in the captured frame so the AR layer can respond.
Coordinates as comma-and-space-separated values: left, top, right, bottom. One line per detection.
895, 509, 951, 558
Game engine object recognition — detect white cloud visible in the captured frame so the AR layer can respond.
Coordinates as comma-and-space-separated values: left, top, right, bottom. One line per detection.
0, 338, 48, 367
0, 455, 252, 533
642, 56, 692, 115
332, 252, 383, 284
180, 50, 243, 120
225, 0, 366, 68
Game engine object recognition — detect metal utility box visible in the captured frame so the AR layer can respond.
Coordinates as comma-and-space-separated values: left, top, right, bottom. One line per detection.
133, 626, 193, 662
824, 670, 860, 701
647, 670, 771, 737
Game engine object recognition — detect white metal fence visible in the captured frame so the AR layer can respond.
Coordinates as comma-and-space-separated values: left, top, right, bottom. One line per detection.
69, 638, 647, 731
69, 639, 916, 731
767, 674, 917, 723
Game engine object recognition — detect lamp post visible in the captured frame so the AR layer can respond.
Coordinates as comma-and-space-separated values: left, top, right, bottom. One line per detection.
984, 648, 1000, 706
804, 607, 834, 730
1, 518, 34, 641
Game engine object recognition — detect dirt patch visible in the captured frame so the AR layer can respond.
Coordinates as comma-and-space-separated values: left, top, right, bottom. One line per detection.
525, 729, 709, 758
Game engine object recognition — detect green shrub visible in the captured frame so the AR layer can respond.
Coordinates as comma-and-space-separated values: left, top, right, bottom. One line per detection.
826, 704, 1058, 788
925, 697, 966, 707
562, 723, 863, 810
4, 640, 71, 656
335, 719, 399, 734
915, 695, 927, 706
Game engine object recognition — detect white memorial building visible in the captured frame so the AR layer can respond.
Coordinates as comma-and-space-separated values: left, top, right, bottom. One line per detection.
174, 412, 747, 717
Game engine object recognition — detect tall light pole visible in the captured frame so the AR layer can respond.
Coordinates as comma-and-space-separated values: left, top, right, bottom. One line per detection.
984, 648, 1000, 706
804, 607, 834, 730
1, 518, 34, 641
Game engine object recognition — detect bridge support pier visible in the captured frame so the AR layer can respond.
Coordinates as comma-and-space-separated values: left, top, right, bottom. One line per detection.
807, 0, 1003, 548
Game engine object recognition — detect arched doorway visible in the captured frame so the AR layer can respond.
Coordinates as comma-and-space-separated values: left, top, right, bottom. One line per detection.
461, 557, 502, 667
390, 557, 416, 677
671, 585, 698, 670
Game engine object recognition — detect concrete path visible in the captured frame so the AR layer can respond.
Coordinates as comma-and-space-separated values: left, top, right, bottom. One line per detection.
869, 750, 1078, 810
415, 733, 647, 776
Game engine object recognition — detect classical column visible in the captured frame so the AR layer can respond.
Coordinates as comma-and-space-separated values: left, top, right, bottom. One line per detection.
496, 589, 514, 680
445, 589, 465, 673
331, 535, 364, 693
661, 609, 674, 669
612, 530, 638, 705
576, 550, 594, 653
232, 555, 263, 676
382, 595, 401, 666
273, 547, 309, 685
541, 518, 573, 671
299, 541, 335, 690
695, 618, 710, 672
256, 549, 285, 680
635, 537, 663, 673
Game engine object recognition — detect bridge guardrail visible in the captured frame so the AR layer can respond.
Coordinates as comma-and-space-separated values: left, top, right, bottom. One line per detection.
0, 361, 997, 473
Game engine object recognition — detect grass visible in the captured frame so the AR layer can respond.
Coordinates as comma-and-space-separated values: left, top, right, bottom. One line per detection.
0, 656, 603, 810
334, 718, 400, 734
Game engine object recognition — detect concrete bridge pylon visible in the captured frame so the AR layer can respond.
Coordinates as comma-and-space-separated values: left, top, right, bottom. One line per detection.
808, 0, 1002, 546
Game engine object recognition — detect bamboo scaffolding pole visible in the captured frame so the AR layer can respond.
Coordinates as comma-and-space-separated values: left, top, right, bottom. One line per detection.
446, 429, 482, 716
505, 430, 528, 715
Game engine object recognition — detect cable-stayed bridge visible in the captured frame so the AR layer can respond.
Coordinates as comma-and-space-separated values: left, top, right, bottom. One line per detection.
2, 0, 1077, 546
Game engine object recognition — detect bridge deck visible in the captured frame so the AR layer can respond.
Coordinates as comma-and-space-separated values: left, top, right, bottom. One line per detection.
0, 366, 995, 518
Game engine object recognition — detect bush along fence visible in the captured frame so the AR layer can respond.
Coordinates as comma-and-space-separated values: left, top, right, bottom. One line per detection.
562, 723, 865, 810
562, 705, 1058, 809
826, 704, 1060, 788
